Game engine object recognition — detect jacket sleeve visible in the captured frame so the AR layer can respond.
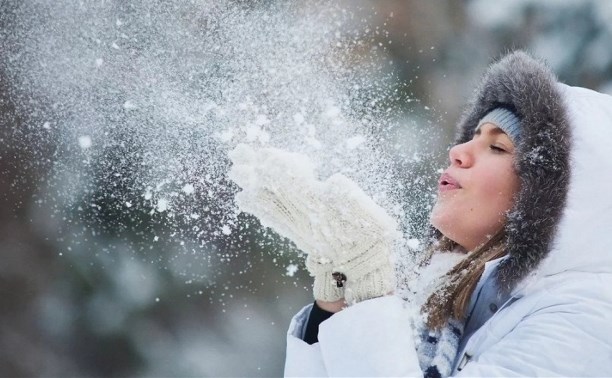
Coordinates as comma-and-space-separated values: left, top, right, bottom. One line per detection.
285, 303, 329, 377
304, 301, 335, 344
285, 296, 423, 377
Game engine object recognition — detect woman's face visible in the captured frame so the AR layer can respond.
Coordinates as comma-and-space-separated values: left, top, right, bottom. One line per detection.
430, 123, 520, 251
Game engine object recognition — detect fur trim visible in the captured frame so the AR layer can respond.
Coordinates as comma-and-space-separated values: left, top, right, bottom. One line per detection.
455, 51, 571, 292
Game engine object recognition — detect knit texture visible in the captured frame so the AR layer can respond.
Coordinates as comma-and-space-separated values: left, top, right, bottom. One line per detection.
306, 254, 345, 302
229, 144, 398, 303
476, 107, 522, 145
416, 317, 464, 378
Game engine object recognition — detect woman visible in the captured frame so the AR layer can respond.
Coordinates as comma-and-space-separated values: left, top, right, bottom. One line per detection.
229, 50, 612, 376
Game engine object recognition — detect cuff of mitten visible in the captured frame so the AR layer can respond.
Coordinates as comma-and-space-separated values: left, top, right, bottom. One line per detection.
306, 255, 345, 302
344, 263, 395, 304
312, 273, 345, 302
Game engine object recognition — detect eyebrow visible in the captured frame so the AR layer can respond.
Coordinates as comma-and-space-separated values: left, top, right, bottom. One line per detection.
473, 125, 515, 150
474, 125, 507, 136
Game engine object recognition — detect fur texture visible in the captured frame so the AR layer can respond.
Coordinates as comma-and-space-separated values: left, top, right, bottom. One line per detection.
454, 51, 572, 292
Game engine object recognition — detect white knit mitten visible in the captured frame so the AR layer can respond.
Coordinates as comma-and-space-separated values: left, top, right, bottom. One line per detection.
316, 173, 398, 303
228, 144, 398, 304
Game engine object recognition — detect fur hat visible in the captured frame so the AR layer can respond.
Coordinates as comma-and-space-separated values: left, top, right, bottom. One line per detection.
455, 50, 571, 292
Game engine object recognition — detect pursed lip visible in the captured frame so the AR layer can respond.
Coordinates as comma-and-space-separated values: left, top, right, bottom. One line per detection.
438, 172, 462, 192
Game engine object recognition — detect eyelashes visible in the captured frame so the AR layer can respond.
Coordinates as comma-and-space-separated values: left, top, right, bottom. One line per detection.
489, 145, 508, 153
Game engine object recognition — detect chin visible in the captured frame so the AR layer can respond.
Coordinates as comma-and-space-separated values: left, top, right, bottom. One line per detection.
430, 205, 451, 234
430, 214, 465, 248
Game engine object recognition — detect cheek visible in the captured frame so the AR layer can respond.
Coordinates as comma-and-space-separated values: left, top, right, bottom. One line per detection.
479, 167, 519, 212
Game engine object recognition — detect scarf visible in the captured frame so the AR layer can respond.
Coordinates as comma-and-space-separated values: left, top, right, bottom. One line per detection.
415, 317, 463, 378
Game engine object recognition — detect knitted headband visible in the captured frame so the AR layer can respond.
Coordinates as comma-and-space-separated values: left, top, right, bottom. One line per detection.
475, 107, 522, 145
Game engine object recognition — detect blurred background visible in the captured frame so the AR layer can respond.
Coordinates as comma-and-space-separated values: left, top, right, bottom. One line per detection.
1, 0, 611, 376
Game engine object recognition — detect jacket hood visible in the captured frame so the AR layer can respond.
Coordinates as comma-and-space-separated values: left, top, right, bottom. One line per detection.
536, 83, 612, 282
455, 50, 612, 293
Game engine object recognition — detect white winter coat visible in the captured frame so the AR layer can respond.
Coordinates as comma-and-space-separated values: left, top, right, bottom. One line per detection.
284, 83, 612, 375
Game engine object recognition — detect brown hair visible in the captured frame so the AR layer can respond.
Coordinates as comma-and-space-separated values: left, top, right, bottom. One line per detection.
421, 232, 507, 330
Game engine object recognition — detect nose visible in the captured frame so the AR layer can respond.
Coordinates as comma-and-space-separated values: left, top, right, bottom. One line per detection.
449, 141, 473, 168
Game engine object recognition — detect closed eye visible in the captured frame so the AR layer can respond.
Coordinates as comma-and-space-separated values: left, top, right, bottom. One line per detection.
490, 145, 507, 153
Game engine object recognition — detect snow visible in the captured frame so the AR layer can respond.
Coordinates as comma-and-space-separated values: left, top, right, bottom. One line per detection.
78, 135, 92, 149
293, 113, 305, 124
218, 129, 234, 143
2, 1, 413, 274
285, 264, 299, 277
156, 198, 168, 212
123, 100, 137, 110
182, 184, 194, 195
345, 135, 365, 150
245, 124, 270, 144
1, 1, 434, 374
406, 238, 420, 250
254, 114, 270, 126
